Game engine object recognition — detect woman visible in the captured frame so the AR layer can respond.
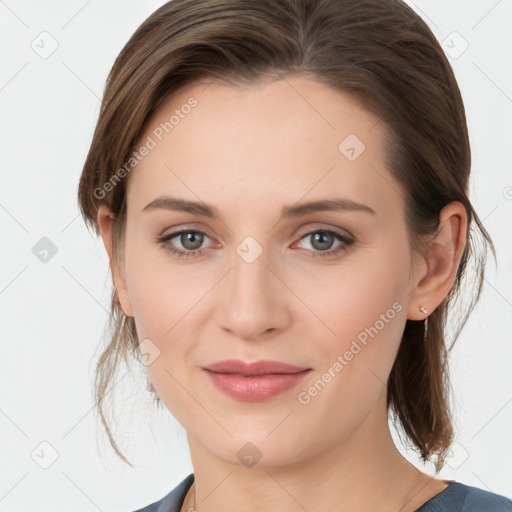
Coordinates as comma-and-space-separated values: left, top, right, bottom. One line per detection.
77, 0, 512, 510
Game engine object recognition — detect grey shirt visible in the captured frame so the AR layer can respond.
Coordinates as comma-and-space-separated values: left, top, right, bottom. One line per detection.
131, 473, 512, 512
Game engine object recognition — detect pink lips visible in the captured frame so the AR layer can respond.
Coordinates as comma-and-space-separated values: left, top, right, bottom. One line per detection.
202, 359, 312, 401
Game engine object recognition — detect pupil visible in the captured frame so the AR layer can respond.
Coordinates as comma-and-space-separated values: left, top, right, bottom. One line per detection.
182, 232, 203, 250
313, 232, 333, 251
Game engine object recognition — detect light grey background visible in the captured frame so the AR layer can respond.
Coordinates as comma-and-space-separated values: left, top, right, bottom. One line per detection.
0, 1, 511, 510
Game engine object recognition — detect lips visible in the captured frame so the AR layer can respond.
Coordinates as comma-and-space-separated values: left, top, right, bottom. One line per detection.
202, 359, 313, 401
202, 359, 311, 376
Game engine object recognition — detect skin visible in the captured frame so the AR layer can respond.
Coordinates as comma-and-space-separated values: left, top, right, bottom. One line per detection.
97, 76, 467, 512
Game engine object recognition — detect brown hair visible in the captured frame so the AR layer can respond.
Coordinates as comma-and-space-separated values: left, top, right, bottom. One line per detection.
77, 0, 496, 470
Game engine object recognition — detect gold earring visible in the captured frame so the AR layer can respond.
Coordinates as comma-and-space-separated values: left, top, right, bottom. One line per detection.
419, 305, 428, 315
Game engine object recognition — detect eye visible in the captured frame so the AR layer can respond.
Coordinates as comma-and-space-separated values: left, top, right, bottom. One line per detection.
156, 228, 355, 259
293, 229, 354, 258
156, 229, 212, 258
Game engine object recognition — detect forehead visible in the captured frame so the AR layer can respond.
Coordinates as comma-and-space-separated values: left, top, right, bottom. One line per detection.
126, 77, 402, 221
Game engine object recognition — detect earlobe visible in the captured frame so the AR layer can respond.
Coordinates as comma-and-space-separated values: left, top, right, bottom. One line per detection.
97, 204, 134, 317
406, 201, 467, 321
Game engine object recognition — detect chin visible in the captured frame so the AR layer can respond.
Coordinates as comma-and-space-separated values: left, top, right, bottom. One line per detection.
203, 432, 309, 469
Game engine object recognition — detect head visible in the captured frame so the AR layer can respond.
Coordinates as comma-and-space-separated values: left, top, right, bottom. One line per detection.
77, 0, 495, 472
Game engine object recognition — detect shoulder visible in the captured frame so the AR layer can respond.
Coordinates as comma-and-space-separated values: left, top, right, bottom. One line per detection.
418, 481, 512, 512
129, 473, 195, 512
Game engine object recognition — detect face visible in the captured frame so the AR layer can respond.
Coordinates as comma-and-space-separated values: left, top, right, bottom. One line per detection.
111, 76, 423, 466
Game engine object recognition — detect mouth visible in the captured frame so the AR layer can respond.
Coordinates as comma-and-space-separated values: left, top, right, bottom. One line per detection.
202, 359, 311, 376
201, 360, 312, 401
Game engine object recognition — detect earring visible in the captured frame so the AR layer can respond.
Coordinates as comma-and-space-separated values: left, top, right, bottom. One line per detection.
419, 305, 428, 315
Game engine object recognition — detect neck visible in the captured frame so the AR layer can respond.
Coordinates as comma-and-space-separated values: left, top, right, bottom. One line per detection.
183, 388, 439, 512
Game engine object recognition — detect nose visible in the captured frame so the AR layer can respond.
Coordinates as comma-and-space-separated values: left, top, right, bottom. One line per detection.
217, 247, 292, 341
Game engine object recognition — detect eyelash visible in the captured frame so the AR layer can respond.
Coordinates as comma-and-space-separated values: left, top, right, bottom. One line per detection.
156, 228, 355, 259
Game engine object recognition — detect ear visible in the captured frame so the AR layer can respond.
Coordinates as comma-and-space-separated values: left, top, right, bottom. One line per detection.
97, 204, 134, 317
406, 201, 468, 320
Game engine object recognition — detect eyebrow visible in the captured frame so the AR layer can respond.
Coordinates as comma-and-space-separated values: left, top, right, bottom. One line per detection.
142, 196, 376, 218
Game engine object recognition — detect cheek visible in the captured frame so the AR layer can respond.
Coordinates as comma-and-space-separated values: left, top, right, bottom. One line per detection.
290, 274, 407, 448
292, 248, 407, 343
322, 302, 405, 401
291, 250, 409, 402
123, 234, 194, 339
122, 237, 203, 409
124, 259, 196, 422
